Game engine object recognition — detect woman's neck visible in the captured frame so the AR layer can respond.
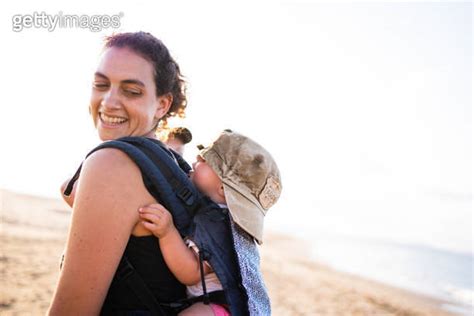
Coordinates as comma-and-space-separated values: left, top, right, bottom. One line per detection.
143, 129, 157, 139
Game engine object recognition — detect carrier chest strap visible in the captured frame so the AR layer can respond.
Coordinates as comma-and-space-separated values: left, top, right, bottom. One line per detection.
187, 290, 228, 306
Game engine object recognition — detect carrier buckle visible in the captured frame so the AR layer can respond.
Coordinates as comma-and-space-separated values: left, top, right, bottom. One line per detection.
177, 187, 194, 205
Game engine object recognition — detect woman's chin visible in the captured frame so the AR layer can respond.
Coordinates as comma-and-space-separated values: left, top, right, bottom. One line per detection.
98, 129, 126, 141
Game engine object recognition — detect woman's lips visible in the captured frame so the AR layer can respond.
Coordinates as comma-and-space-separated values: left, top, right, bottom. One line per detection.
99, 112, 128, 127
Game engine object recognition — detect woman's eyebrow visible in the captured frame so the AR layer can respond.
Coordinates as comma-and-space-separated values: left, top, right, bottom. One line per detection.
121, 79, 145, 87
94, 72, 108, 80
94, 72, 145, 87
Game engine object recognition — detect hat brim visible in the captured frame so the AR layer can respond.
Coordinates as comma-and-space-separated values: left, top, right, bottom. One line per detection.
222, 181, 265, 244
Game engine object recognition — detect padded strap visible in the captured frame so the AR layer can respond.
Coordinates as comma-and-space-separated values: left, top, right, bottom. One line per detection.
70, 139, 194, 235
119, 137, 196, 207
93, 139, 193, 234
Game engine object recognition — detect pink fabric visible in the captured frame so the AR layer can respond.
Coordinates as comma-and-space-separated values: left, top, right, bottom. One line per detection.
210, 303, 230, 316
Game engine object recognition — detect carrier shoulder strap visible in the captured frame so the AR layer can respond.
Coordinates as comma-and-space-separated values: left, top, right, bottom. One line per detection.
117, 137, 196, 207
63, 137, 236, 312
63, 137, 197, 236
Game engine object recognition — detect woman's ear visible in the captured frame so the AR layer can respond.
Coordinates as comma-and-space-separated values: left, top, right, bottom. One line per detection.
155, 93, 173, 120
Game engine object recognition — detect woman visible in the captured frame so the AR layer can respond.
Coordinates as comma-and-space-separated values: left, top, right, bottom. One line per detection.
48, 32, 188, 315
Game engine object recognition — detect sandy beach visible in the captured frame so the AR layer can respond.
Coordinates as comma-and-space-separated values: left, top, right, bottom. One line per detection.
0, 189, 456, 315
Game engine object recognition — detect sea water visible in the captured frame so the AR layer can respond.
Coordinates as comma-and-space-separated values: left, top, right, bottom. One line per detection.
268, 196, 473, 315
308, 234, 473, 315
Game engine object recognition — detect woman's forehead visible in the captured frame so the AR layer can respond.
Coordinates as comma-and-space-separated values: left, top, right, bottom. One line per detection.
96, 47, 155, 84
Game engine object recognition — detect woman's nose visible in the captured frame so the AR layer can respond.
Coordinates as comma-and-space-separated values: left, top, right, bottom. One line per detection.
101, 88, 121, 110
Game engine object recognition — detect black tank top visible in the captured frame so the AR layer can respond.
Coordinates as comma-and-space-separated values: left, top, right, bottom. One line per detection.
100, 235, 186, 315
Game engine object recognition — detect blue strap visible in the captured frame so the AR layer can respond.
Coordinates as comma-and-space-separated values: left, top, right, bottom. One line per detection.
64, 137, 195, 236
86, 139, 193, 235
117, 137, 197, 206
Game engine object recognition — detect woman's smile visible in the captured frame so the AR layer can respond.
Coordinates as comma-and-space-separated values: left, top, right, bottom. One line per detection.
99, 112, 128, 128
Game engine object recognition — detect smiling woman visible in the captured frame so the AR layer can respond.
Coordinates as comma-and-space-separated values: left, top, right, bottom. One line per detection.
90, 48, 167, 140
48, 32, 189, 315
90, 33, 187, 141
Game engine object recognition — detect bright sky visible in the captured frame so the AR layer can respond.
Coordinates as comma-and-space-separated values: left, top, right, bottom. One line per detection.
0, 1, 471, 253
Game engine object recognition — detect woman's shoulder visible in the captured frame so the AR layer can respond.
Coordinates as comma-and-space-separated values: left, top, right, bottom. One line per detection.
84, 146, 137, 169
79, 147, 149, 197
74, 146, 157, 233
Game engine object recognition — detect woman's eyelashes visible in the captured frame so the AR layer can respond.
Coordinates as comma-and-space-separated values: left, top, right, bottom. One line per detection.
92, 82, 143, 97
123, 87, 142, 97
92, 82, 109, 90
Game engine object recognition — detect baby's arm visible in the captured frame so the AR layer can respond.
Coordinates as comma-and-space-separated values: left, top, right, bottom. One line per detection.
139, 204, 211, 285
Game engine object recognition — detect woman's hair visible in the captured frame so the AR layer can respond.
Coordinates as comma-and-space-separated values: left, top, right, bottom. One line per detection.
104, 31, 187, 126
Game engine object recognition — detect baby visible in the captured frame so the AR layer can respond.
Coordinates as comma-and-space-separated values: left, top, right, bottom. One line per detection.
139, 129, 282, 316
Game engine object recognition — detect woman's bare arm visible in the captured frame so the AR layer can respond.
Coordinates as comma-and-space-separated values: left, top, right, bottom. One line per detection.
48, 148, 156, 315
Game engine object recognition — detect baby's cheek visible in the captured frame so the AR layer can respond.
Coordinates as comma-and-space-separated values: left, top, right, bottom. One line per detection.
193, 176, 210, 195
193, 176, 205, 191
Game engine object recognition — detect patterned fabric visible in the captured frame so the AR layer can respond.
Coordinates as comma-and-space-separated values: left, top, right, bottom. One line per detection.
230, 220, 271, 316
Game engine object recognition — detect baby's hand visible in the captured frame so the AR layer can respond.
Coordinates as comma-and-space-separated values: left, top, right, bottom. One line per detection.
138, 203, 176, 238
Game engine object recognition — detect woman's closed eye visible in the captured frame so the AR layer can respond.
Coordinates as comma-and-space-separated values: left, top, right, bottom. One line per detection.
92, 82, 142, 97
92, 82, 109, 90
122, 88, 142, 97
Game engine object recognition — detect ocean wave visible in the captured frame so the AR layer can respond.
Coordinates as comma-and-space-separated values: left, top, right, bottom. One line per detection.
443, 284, 474, 308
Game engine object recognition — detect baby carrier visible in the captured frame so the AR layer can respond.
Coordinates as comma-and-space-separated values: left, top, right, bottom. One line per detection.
64, 136, 271, 316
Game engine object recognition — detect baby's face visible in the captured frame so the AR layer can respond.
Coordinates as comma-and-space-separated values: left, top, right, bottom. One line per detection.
191, 155, 223, 199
